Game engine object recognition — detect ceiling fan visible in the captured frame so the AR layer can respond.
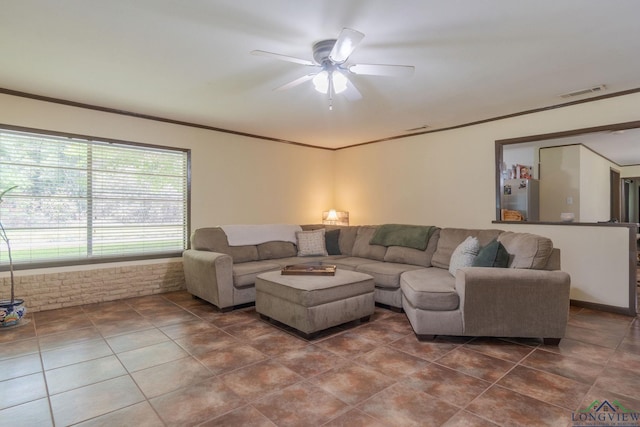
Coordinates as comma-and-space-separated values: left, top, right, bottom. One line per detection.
251, 28, 415, 109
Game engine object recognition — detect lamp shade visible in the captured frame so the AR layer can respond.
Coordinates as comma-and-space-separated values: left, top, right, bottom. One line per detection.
326, 209, 338, 221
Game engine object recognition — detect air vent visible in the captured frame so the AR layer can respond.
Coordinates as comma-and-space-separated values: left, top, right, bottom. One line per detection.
559, 85, 606, 99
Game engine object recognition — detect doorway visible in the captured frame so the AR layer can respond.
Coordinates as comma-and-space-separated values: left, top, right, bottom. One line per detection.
611, 168, 621, 221
621, 177, 640, 224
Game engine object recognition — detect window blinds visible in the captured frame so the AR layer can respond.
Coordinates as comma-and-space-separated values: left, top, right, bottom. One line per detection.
0, 128, 188, 267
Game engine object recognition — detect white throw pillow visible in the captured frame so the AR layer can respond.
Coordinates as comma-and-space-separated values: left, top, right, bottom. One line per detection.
296, 229, 328, 256
448, 236, 480, 276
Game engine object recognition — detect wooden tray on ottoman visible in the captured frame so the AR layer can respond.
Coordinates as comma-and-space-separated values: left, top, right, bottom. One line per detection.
281, 264, 336, 276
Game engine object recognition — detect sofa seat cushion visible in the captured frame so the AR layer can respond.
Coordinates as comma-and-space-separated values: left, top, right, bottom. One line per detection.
330, 257, 381, 271
431, 228, 503, 269
356, 262, 425, 289
498, 232, 554, 269
400, 268, 459, 311
233, 261, 281, 288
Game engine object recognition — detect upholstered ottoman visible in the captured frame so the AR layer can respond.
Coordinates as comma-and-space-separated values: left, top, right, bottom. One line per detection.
255, 269, 375, 338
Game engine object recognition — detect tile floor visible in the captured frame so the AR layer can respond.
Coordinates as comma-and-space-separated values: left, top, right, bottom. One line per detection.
0, 290, 639, 427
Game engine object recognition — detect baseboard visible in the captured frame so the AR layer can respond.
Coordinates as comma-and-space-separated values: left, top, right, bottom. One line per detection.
570, 299, 637, 317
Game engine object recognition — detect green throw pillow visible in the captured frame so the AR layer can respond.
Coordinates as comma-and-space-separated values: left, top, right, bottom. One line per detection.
472, 239, 510, 268
325, 229, 341, 255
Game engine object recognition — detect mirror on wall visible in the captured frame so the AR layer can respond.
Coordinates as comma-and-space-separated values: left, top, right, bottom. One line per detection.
496, 121, 640, 223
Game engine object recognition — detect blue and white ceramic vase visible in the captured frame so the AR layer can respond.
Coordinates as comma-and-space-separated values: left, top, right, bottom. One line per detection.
0, 299, 26, 327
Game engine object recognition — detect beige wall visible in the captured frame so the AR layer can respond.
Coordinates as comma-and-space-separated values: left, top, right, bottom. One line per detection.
0, 93, 334, 228
500, 223, 632, 309
1, 91, 639, 312
335, 93, 640, 226
622, 165, 640, 178
335, 92, 640, 312
0, 93, 334, 310
539, 145, 581, 222
580, 146, 616, 222
537, 144, 614, 222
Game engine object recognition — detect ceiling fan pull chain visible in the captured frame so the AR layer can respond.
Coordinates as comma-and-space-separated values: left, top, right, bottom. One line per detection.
328, 72, 334, 110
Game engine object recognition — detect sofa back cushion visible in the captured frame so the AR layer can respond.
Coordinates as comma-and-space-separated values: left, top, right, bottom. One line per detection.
545, 248, 561, 270
498, 231, 554, 269
337, 226, 359, 256
384, 228, 441, 267
257, 241, 298, 260
191, 228, 259, 263
300, 225, 359, 256
431, 228, 503, 269
351, 226, 387, 261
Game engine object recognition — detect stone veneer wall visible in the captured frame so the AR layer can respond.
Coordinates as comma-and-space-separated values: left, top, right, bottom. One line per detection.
0, 259, 185, 313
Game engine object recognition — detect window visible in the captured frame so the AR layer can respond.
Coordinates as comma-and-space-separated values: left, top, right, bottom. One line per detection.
0, 126, 189, 269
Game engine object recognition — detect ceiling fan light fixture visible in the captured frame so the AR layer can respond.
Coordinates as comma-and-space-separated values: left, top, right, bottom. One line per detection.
312, 70, 329, 93
312, 69, 348, 94
332, 71, 348, 94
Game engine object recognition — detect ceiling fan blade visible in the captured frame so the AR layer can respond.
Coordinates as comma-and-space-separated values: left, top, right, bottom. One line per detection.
274, 73, 316, 91
349, 63, 415, 77
342, 78, 362, 101
329, 28, 365, 64
251, 50, 315, 66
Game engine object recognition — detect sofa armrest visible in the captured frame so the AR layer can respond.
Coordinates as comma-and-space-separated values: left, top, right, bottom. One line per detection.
456, 267, 570, 338
183, 249, 234, 309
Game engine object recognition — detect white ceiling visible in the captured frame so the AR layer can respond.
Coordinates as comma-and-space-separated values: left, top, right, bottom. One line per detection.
505, 128, 640, 167
582, 131, 640, 166
1, 0, 639, 150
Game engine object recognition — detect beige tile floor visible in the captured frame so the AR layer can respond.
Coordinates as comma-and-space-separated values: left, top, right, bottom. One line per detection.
0, 290, 639, 426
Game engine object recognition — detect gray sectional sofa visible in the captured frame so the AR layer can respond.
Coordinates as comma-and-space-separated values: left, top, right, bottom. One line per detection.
183, 224, 571, 343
